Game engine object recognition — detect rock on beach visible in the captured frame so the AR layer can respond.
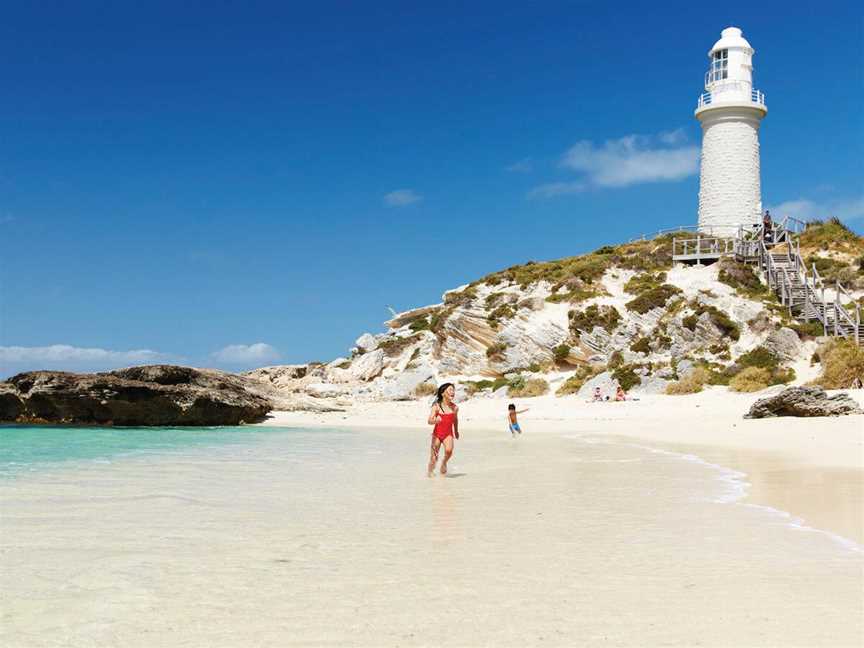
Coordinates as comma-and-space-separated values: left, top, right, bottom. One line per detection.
744, 386, 863, 419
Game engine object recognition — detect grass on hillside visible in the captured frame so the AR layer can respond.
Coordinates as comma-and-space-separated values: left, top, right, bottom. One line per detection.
479, 236, 674, 289
798, 218, 863, 256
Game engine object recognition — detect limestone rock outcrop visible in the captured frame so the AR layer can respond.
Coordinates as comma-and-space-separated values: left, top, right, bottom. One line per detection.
762, 327, 802, 362
744, 386, 863, 419
0, 365, 273, 426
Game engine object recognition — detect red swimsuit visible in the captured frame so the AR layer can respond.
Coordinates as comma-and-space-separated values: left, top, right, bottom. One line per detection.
433, 409, 456, 441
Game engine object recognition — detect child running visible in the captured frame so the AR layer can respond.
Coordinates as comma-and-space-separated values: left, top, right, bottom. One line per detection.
427, 383, 459, 477
507, 403, 529, 437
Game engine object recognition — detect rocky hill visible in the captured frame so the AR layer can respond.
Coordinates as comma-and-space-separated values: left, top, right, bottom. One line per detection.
244, 220, 863, 404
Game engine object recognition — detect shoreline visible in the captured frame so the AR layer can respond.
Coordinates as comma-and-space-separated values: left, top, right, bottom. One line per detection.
260, 387, 864, 546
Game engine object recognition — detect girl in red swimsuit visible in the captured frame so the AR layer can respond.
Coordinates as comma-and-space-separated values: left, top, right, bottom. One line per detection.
427, 382, 459, 477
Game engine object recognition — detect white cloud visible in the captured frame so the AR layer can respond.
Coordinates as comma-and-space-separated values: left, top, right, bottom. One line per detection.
211, 343, 281, 364
383, 189, 423, 207
506, 158, 533, 173
0, 345, 170, 377
526, 129, 699, 199
765, 196, 864, 223
527, 181, 587, 199
657, 128, 688, 145
560, 133, 699, 188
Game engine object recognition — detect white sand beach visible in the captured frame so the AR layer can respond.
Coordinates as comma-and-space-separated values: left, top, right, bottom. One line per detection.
2, 388, 862, 647
268, 387, 864, 547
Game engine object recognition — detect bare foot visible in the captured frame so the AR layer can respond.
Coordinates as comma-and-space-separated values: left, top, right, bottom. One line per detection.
440, 464, 448, 476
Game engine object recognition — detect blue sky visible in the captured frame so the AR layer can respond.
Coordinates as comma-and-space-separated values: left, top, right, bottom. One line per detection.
1, 1, 862, 376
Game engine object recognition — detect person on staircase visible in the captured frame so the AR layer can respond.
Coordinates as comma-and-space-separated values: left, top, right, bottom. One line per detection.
763, 210, 773, 244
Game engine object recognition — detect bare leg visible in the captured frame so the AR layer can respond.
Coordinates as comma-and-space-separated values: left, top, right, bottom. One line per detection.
440, 436, 454, 475
428, 436, 441, 477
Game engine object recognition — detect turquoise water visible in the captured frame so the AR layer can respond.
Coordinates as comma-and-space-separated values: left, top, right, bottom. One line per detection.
0, 424, 282, 476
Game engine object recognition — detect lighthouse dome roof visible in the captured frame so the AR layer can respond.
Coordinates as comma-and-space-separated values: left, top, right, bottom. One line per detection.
709, 27, 753, 55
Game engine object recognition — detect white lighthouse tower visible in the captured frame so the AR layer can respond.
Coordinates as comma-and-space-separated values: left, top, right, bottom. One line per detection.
695, 27, 767, 237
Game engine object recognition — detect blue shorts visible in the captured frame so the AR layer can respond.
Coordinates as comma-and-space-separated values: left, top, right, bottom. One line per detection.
509, 423, 522, 434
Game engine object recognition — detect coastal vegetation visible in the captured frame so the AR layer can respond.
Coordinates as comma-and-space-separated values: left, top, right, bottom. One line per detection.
553, 344, 572, 364
625, 284, 682, 314
486, 342, 508, 361
487, 303, 516, 329
480, 237, 672, 289
729, 367, 773, 392
798, 217, 863, 255
568, 304, 621, 337
629, 336, 651, 354
611, 363, 642, 391
378, 334, 423, 357
624, 272, 668, 296
414, 382, 437, 398
555, 364, 603, 395
811, 339, 864, 389
717, 257, 767, 298
682, 302, 741, 340
665, 367, 710, 394
508, 377, 549, 398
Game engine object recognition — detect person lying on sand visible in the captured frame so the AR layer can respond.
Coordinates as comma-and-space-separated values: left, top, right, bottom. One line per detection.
427, 383, 459, 477
507, 403, 529, 437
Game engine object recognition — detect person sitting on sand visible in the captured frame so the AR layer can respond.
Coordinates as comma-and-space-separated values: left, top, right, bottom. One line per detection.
592, 386, 603, 402
507, 403, 529, 437
427, 383, 459, 477
615, 386, 626, 402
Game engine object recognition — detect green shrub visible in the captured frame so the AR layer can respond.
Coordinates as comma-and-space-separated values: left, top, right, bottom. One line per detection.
378, 334, 423, 356
682, 303, 741, 341
429, 306, 454, 335
612, 364, 641, 391
624, 272, 667, 296
509, 378, 549, 397
811, 339, 864, 389
770, 367, 796, 385
486, 342, 508, 361
487, 303, 516, 328
568, 304, 621, 336
708, 342, 729, 356
665, 367, 710, 394
484, 292, 506, 309
546, 284, 599, 303
553, 344, 572, 363
737, 346, 779, 370
444, 286, 477, 306
625, 284, 682, 314
729, 367, 772, 392
408, 316, 430, 332
630, 337, 651, 354
556, 364, 603, 395
717, 257, 767, 298
608, 350, 624, 369
790, 321, 824, 339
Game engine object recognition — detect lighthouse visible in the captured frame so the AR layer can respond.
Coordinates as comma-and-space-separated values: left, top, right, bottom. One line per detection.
695, 27, 767, 237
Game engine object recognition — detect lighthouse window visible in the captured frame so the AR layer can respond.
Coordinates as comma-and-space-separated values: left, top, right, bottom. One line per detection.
710, 49, 728, 82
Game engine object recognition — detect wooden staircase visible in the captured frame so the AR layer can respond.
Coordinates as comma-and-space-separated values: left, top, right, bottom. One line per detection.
736, 221, 862, 345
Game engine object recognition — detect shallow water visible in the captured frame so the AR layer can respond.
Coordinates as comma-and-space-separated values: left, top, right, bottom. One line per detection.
1, 425, 862, 646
